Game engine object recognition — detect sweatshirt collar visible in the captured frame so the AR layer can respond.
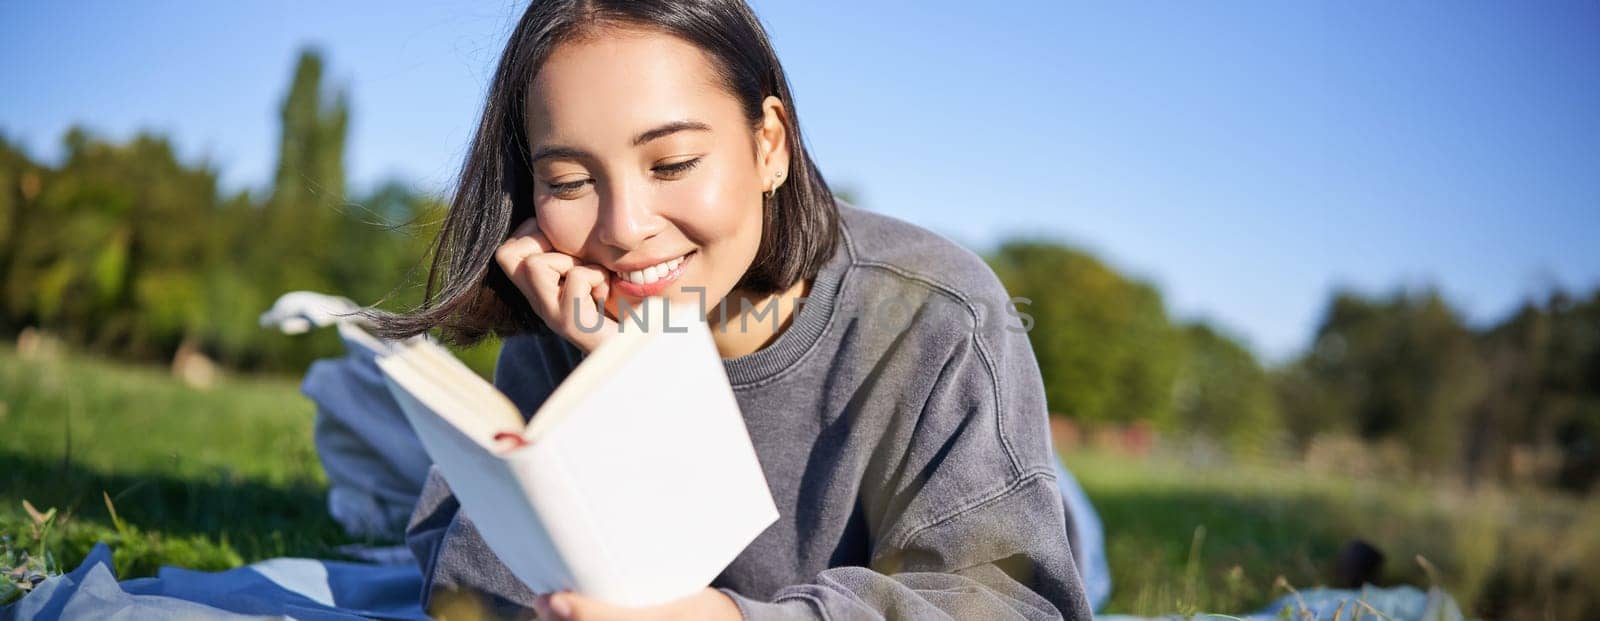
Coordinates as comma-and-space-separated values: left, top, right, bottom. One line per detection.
720, 209, 855, 388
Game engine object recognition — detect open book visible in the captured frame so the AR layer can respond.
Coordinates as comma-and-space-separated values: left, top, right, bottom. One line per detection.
374, 298, 779, 607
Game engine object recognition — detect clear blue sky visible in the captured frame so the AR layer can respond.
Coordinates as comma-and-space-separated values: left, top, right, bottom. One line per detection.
4, 1, 1597, 361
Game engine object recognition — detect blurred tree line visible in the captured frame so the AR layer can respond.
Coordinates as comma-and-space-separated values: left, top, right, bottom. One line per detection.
991, 242, 1600, 494
0, 49, 463, 375
1, 48, 1595, 493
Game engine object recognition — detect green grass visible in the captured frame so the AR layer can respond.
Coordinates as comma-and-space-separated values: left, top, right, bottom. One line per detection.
2, 344, 1595, 618
1065, 449, 1599, 618
0, 344, 355, 589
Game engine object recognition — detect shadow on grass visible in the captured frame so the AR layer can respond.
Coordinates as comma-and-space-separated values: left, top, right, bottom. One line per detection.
0, 450, 358, 577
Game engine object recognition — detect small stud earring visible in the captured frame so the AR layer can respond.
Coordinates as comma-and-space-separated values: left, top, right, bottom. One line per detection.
763, 172, 784, 201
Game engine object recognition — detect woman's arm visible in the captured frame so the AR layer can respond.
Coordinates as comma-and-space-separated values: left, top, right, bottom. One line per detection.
720, 483, 1082, 620
716, 295, 1094, 621
407, 468, 542, 615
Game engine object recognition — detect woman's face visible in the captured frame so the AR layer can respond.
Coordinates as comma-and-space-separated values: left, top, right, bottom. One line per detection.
524, 27, 789, 320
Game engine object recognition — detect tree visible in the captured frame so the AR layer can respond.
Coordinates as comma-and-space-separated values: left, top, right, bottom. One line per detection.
1473, 290, 1600, 491
988, 240, 1182, 427
259, 47, 350, 297
1173, 322, 1281, 453
2, 128, 222, 358
0, 133, 44, 331
1287, 288, 1487, 473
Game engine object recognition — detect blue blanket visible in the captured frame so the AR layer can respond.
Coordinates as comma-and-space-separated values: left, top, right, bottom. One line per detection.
3, 543, 427, 620
5, 542, 1461, 621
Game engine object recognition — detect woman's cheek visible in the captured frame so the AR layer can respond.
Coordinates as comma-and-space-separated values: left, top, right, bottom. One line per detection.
669, 163, 751, 239
535, 203, 597, 256
661, 170, 758, 301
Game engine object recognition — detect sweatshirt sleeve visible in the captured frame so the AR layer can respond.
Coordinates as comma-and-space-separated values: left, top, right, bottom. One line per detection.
404, 334, 572, 616
717, 296, 1095, 621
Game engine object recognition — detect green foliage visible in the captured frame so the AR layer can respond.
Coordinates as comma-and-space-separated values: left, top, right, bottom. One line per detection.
1, 500, 61, 605
984, 232, 1600, 494
1173, 323, 1281, 454
1277, 287, 1600, 490
987, 240, 1286, 452
3, 130, 222, 356
0, 48, 470, 375
1301, 289, 1485, 469
1471, 289, 1600, 492
988, 241, 1184, 427
258, 48, 351, 297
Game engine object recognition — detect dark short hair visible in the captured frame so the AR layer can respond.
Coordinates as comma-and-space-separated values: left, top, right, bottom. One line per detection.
366, 0, 840, 346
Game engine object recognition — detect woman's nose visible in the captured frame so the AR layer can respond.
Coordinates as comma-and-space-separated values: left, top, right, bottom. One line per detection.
596, 180, 662, 250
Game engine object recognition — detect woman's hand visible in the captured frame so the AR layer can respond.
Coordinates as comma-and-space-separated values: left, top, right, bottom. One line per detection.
495, 216, 620, 354
532, 588, 741, 621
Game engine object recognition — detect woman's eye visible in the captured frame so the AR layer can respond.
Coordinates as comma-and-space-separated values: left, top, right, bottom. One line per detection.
544, 159, 698, 198
546, 179, 587, 198
654, 157, 702, 177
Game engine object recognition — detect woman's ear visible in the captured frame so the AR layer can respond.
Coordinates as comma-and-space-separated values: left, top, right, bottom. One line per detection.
756, 95, 791, 191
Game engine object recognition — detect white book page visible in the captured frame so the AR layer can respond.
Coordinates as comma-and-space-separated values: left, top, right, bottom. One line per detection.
405, 338, 526, 431
522, 297, 679, 442
375, 367, 575, 593
376, 299, 776, 606
530, 306, 779, 607
378, 340, 523, 445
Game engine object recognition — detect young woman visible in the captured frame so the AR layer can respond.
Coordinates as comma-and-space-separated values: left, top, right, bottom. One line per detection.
371, 1, 1094, 619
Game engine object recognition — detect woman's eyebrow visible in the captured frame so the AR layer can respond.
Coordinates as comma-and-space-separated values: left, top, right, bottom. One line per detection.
530, 119, 712, 164
633, 119, 711, 146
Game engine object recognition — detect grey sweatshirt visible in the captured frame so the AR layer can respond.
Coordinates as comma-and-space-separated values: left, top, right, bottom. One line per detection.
405, 202, 1094, 620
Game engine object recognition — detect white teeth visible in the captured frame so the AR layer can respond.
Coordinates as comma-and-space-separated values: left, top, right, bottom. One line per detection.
616, 254, 686, 286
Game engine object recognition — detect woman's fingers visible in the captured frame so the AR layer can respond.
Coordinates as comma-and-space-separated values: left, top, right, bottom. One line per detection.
494, 217, 556, 280
507, 216, 551, 249
535, 587, 736, 621
495, 219, 556, 270
496, 217, 571, 313
558, 264, 618, 352
497, 244, 565, 315
495, 216, 620, 352
524, 252, 578, 316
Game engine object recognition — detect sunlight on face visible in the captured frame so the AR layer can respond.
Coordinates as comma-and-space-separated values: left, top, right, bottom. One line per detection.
524, 26, 774, 320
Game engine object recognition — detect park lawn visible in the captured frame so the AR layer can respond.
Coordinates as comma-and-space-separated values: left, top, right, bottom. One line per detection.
1066, 449, 1498, 614
2, 345, 1592, 616
0, 345, 354, 586
1065, 443, 1596, 617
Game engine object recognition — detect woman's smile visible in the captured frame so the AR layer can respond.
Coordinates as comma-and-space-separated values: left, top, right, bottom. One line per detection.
608, 249, 696, 298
